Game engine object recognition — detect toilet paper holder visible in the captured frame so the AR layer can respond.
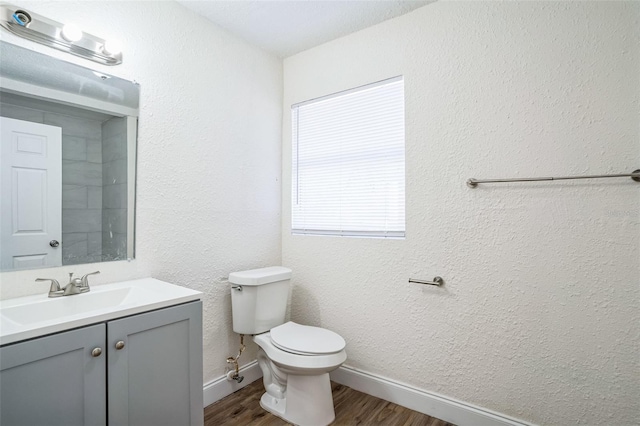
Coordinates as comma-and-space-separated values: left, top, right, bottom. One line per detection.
409, 277, 444, 286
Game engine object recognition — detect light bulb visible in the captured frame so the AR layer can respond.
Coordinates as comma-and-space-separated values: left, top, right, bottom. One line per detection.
61, 24, 82, 42
102, 39, 122, 56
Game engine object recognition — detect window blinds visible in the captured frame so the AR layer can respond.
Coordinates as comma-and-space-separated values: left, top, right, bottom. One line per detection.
292, 76, 405, 238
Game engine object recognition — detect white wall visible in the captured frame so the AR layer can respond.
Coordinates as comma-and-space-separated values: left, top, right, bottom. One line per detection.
282, 2, 639, 425
0, 1, 282, 385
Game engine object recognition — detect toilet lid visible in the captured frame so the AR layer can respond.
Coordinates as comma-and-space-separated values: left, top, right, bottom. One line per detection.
270, 322, 346, 355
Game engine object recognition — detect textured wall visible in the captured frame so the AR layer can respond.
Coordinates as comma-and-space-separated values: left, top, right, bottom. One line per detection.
282, 2, 639, 425
0, 1, 282, 384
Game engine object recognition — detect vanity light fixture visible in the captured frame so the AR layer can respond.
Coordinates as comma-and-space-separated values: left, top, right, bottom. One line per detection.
0, 4, 123, 65
60, 24, 82, 42
102, 39, 122, 56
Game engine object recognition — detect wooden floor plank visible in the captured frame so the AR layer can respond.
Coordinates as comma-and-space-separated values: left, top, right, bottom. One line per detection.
204, 379, 455, 426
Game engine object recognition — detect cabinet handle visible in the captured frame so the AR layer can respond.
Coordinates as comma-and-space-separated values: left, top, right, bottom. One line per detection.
115, 341, 125, 350
91, 347, 102, 357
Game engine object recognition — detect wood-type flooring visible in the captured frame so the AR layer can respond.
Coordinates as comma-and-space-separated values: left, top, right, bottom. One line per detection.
204, 379, 455, 426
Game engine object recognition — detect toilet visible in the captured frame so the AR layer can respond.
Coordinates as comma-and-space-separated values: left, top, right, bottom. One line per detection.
229, 266, 347, 426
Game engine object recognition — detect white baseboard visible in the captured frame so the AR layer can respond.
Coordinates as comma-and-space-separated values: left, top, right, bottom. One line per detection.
203, 362, 534, 426
203, 361, 263, 407
330, 366, 534, 426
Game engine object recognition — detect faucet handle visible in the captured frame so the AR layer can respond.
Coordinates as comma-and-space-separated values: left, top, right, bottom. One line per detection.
36, 278, 61, 293
80, 271, 100, 287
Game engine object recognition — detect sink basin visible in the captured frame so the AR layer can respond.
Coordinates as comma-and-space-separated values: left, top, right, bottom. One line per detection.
2, 287, 138, 326
0, 278, 201, 345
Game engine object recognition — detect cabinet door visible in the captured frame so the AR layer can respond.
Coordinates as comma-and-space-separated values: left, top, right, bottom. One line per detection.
107, 301, 203, 426
0, 324, 106, 426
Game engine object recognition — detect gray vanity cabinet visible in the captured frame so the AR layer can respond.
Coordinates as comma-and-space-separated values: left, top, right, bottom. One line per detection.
107, 301, 203, 426
0, 324, 107, 426
0, 301, 203, 426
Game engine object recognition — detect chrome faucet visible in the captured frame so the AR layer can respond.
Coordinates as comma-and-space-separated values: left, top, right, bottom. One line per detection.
62, 272, 84, 296
37, 271, 100, 298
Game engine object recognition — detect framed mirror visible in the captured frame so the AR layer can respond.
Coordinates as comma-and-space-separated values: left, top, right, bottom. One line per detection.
0, 41, 139, 271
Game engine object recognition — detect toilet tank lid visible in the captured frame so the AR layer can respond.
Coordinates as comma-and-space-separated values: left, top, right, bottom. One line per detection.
228, 266, 292, 286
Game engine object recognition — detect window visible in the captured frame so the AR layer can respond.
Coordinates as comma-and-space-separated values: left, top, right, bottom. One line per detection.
292, 77, 405, 238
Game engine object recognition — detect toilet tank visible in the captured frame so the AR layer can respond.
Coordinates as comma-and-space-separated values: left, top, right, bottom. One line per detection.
229, 266, 292, 335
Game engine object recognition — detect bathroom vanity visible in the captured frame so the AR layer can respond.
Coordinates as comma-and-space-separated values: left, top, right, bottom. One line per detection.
0, 278, 203, 426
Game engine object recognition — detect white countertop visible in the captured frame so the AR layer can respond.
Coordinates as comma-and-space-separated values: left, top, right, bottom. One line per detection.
0, 278, 202, 346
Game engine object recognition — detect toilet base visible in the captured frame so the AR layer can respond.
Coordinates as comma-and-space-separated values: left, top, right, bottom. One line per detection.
259, 392, 287, 419
259, 373, 335, 426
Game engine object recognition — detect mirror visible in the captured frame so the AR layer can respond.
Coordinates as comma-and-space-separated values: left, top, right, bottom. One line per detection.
0, 41, 138, 271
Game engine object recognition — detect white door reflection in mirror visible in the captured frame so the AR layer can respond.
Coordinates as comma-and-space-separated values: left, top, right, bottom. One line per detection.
1, 117, 62, 270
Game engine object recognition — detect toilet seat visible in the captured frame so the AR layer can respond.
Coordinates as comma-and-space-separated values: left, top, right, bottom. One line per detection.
254, 332, 347, 373
270, 322, 346, 355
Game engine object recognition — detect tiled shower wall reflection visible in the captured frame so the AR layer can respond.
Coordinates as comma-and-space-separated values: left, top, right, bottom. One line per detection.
101, 117, 128, 260
55, 114, 104, 265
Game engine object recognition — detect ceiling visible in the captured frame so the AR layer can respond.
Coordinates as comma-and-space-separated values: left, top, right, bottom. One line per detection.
177, 1, 433, 58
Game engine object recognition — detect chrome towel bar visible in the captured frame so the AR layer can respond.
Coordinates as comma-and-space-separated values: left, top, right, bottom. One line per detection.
409, 277, 444, 286
467, 169, 640, 188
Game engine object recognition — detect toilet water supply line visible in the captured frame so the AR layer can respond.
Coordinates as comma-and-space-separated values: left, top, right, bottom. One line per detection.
226, 334, 245, 383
